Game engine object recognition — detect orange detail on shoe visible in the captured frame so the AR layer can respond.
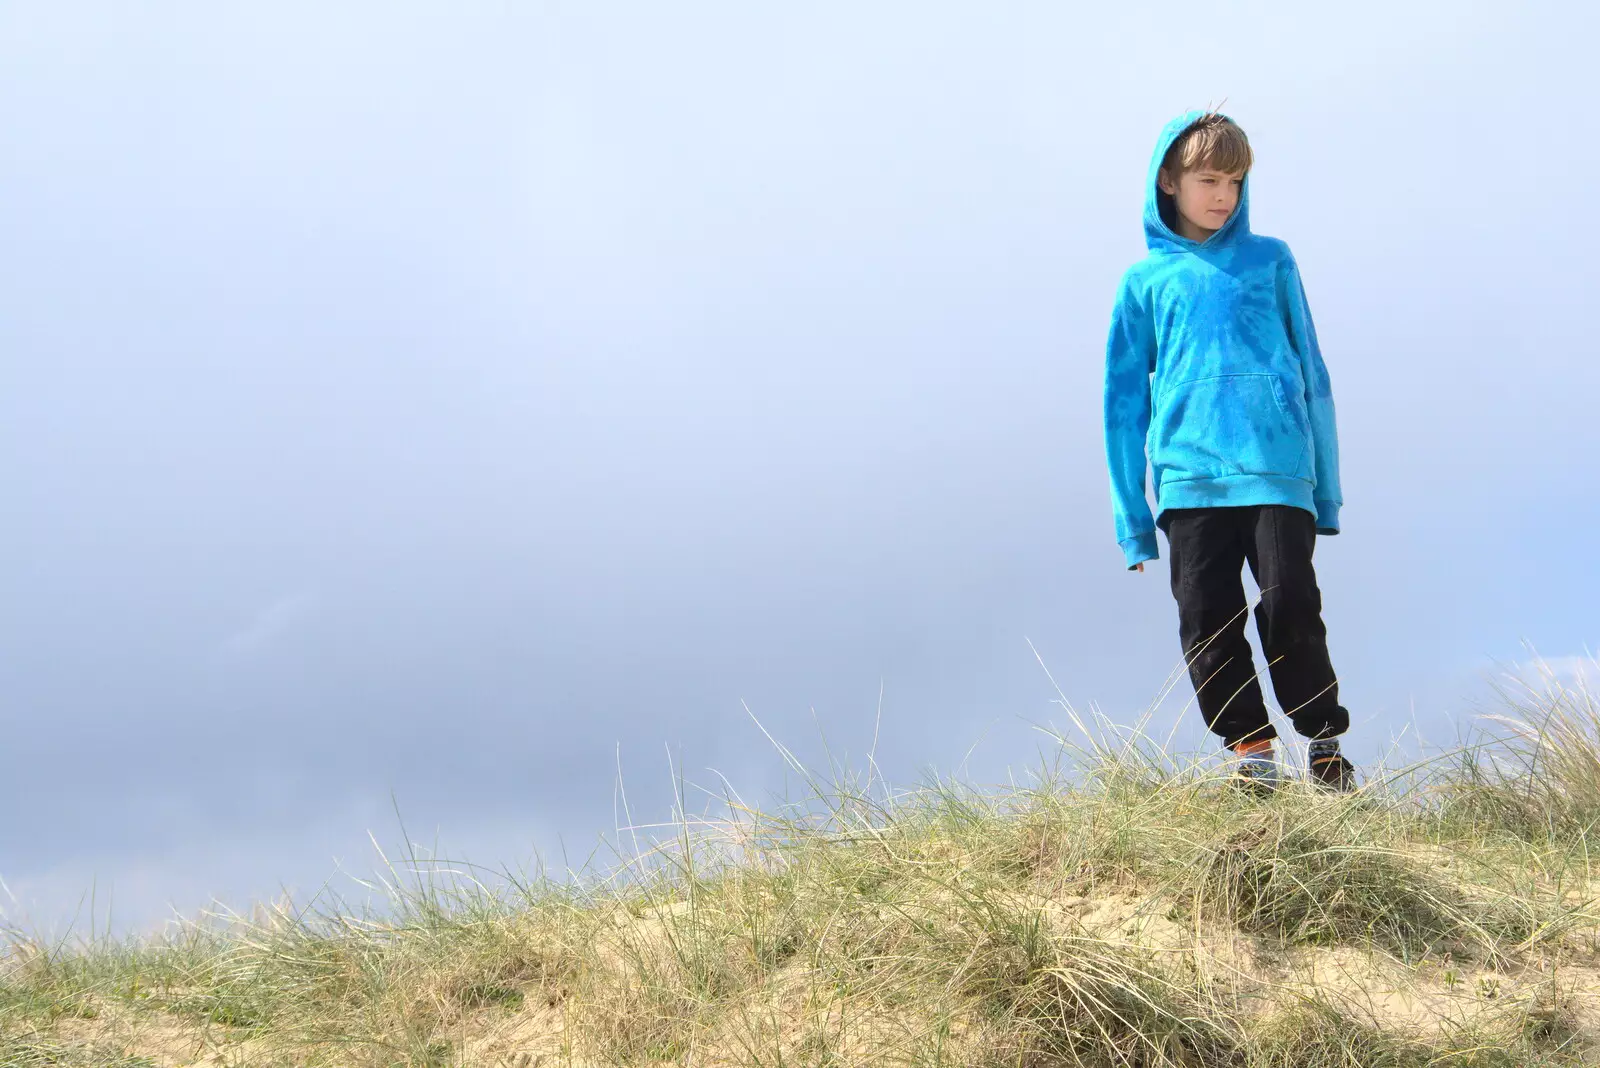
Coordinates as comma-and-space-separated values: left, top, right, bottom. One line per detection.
1233, 739, 1274, 758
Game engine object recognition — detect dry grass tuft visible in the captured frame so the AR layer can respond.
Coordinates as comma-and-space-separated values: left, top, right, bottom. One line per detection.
8, 661, 1600, 1065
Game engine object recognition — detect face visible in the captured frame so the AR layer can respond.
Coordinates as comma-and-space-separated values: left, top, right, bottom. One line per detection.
1158, 166, 1244, 240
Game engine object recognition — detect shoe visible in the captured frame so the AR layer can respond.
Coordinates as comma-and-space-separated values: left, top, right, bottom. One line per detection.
1232, 747, 1283, 794
1308, 739, 1357, 792
1234, 757, 1283, 794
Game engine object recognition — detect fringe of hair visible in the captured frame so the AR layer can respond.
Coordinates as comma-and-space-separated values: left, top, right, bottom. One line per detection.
1164, 112, 1253, 175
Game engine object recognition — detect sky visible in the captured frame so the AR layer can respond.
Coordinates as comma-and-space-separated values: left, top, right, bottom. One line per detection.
2, 2, 1597, 936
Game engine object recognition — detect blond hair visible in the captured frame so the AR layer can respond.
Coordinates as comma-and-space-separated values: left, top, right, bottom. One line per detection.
1163, 113, 1253, 175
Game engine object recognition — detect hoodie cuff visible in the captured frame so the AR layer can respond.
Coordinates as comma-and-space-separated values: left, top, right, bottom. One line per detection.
1119, 531, 1159, 569
1314, 499, 1341, 535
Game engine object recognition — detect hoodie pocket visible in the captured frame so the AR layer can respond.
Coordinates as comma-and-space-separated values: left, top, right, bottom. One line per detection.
1153, 373, 1310, 482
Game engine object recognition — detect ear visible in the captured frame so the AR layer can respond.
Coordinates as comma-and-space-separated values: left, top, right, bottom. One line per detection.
1157, 168, 1178, 195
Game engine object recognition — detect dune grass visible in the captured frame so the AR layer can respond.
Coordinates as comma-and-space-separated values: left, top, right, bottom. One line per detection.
6, 661, 1600, 1066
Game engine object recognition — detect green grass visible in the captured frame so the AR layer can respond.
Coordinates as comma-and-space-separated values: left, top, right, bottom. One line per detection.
6, 661, 1600, 1066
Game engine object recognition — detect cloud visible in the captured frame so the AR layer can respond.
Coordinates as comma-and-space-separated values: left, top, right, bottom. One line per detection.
1536, 655, 1599, 685
1505, 653, 1599, 694
223, 591, 319, 655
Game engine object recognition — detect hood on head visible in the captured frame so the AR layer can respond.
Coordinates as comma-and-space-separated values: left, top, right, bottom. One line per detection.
1143, 110, 1252, 252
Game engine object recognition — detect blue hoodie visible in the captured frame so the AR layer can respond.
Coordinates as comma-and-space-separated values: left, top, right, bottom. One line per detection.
1104, 112, 1342, 570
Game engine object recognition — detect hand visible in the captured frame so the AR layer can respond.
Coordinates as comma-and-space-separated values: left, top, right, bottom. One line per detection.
1132, 562, 1144, 573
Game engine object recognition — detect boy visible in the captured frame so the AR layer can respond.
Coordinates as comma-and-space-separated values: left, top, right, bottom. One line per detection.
1102, 111, 1356, 791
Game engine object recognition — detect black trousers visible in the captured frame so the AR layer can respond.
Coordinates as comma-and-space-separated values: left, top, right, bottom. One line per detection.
1162, 505, 1348, 748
